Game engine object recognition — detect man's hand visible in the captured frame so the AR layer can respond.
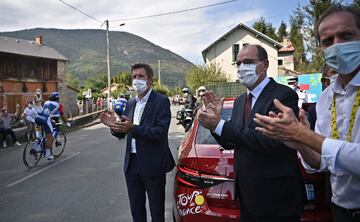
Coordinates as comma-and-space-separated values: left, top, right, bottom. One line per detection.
100, 111, 116, 127
253, 99, 305, 141
110, 116, 133, 133
198, 92, 224, 132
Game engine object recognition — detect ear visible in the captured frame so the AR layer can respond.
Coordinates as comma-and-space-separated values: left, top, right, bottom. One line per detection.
263, 59, 269, 70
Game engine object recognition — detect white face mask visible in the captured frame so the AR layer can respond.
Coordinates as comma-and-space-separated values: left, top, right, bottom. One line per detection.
237, 62, 263, 88
132, 79, 148, 94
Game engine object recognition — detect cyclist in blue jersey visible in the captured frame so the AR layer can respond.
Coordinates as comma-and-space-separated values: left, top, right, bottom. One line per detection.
34, 92, 63, 159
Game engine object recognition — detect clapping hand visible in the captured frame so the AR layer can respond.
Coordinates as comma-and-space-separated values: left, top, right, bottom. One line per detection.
253, 99, 311, 151
197, 91, 224, 131
100, 111, 117, 127
109, 116, 133, 133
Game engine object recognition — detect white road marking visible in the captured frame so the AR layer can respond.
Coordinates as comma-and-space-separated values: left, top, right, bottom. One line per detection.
6, 152, 80, 188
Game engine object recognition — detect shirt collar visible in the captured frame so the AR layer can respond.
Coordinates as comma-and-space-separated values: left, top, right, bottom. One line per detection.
332, 70, 360, 94
248, 77, 270, 98
136, 88, 152, 102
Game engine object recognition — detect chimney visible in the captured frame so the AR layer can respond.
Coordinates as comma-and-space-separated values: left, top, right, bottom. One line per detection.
35, 35, 43, 45
282, 36, 290, 47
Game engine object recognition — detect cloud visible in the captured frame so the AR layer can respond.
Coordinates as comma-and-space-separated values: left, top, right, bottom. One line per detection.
0, 0, 265, 63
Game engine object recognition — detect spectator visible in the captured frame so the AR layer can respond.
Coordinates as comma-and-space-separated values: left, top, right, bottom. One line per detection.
254, 6, 360, 222
100, 63, 175, 222
33, 88, 44, 114
198, 44, 304, 222
308, 64, 337, 130
22, 101, 37, 140
0, 106, 21, 147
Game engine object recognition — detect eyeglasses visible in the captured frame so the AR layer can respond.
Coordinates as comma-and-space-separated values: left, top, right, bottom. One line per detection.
236, 58, 262, 67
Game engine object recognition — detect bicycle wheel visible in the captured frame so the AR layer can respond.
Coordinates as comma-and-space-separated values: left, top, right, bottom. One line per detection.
23, 138, 42, 168
52, 132, 66, 158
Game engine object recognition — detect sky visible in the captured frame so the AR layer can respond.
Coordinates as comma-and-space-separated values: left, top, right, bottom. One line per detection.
0, 0, 353, 64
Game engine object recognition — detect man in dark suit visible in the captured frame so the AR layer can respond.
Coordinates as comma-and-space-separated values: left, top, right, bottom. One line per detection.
100, 63, 175, 222
198, 45, 305, 222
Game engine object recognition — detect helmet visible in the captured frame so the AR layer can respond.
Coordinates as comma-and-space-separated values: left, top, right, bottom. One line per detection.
182, 87, 190, 94
197, 86, 206, 92
50, 91, 60, 99
198, 86, 206, 96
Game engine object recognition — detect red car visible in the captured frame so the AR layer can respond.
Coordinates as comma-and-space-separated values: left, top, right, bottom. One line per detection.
173, 98, 332, 222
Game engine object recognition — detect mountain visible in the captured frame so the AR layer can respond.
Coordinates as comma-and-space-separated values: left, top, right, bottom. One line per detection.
0, 28, 194, 88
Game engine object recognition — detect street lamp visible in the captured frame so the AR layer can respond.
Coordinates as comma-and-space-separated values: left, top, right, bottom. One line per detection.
106, 21, 125, 110
158, 59, 166, 85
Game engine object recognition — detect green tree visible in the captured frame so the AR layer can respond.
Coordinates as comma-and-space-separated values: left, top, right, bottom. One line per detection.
84, 74, 107, 93
253, 17, 267, 34
65, 73, 80, 89
152, 81, 170, 96
302, 0, 338, 72
186, 63, 228, 91
349, 0, 360, 12
111, 71, 132, 86
276, 21, 288, 42
266, 24, 277, 41
253, 17, 277, 40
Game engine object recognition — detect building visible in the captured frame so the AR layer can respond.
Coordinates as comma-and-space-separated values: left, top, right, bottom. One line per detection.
0, 35, 68, 114
65, 85, 80, 118
201, 23, 296, 81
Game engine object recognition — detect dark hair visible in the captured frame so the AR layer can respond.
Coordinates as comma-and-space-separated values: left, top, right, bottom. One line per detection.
316, 5, 360, 41
131, 63, 154, 80
322, 63, 331, 77
254, 45, 268, 61
243, 44, 268, 61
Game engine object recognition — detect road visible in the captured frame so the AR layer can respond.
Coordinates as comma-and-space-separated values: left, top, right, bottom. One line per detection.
0, 105, 185, 222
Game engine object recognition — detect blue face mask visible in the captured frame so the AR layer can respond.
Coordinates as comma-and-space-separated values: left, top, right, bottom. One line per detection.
324, 40, 360, 75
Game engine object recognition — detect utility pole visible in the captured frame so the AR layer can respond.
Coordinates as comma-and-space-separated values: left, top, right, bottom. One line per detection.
106, 20, 111, 110
158, 59, 161, 85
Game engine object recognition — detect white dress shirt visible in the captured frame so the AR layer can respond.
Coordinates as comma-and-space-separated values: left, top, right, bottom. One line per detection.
302, 71, 360, 209
131, 89, 152, 153
214, 77, 270, 135
23, 107, 38, 122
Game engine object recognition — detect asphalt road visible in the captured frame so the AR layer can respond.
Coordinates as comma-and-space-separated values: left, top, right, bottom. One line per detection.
0, 105, 185, 222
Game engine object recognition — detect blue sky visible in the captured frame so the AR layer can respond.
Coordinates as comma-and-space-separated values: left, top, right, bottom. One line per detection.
0, 0, 354, 64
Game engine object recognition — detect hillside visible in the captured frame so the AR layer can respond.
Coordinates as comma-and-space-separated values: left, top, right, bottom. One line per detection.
0, 28, 194, 88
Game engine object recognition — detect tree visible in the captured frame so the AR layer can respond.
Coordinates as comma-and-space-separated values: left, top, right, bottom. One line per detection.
276, 21, 288, 42
253, 17, 267, 34
111, 71, 132, 86
152, 81, 170, 96
290, 3, 308, 72
302, 0, 338, 72
253, 17, 277, 40
186, 63, 228, 92
65, 73, 80, 89
349, 0, 360, 12
84, 74, 107, 93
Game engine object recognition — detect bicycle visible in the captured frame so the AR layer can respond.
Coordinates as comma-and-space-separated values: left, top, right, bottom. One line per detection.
23, 122, 67, 168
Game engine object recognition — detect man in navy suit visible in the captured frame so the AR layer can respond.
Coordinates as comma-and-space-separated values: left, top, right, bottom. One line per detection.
198, 45, 305, 222
100, 63, 175, 222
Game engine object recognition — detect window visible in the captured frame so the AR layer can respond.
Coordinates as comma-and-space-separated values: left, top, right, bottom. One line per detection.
232, 44, 239, 62
196, 108, 232, 144
278, 59, 283, 66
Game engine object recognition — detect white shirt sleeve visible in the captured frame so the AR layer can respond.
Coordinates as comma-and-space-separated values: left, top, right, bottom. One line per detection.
322, 138, 360, 177
214, 119, 225, 136
300, 152, 328, 173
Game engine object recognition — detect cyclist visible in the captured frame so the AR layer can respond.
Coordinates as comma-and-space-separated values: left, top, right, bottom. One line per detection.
49, 92, 69, 128
34, 92, 67, 160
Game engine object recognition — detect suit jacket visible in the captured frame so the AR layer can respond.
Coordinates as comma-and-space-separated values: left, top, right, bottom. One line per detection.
213, 78, 305, 216
112, 90, 175, 178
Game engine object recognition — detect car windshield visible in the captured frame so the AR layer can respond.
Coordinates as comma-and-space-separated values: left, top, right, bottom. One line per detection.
196, 108, 232, 144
